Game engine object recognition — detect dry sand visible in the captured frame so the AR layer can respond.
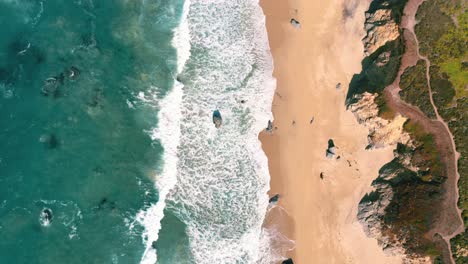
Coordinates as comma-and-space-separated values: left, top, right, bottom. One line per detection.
259, 0, 405, 263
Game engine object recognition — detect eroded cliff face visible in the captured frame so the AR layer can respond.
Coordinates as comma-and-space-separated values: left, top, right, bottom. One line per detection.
349, 92, 410, 148
348, 0, 453, 262
363, 8, 400, 55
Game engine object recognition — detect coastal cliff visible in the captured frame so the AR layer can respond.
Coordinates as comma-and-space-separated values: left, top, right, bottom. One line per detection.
348, 0, 466, 262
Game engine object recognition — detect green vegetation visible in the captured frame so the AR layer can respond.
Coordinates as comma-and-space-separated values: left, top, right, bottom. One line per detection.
450, 231, 468, 264
399, 60, 437, 119
373, 137, 445, 257
440, 58, 468, 98
403, 121, 445, 183
414, 0, 467, 262
414, 1, 455, 60
430, 66, 457, 108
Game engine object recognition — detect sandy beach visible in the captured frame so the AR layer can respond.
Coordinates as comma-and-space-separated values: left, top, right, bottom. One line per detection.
259, 0, 405, 263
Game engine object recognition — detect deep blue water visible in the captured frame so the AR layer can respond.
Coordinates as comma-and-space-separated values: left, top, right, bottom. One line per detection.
0, 0, 187, 263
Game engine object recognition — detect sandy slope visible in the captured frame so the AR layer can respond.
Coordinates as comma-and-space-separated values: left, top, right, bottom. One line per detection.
259, 0, 404, 263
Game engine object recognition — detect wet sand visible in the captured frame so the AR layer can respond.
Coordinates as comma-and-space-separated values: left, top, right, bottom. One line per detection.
259, 0, 404, 263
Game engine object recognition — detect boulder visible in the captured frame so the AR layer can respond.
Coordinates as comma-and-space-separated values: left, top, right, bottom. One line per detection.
326, 139, 336, 159
213, 110, 222, 128
290, 19, 301, 29
266, 120, 273, 132
269, 194, 280, 203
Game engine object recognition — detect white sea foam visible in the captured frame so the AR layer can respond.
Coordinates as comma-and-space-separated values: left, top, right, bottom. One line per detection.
137, 1, 191, 263
162, 0, 277, 263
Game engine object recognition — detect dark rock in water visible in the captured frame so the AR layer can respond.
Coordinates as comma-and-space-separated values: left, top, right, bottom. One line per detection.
290, 18, 301, 28
282, 258, 294, 264
240, 99, 246, 103
269, 194, 280, 203
213, 110, 222, 128
266, 120, 273, 133
98, 198, 108, 209
67, 66, 80, 80
151, 240, 158, 249
81, 33, 96, 48
97, 197, 117, 211
40, 208, 53, 226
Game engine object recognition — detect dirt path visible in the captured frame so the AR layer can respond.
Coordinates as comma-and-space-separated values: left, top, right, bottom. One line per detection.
383, 0, 464, 262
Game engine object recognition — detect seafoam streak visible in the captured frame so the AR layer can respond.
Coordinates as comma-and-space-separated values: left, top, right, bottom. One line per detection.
137, 0, 191, 263
165, 0, 277, 262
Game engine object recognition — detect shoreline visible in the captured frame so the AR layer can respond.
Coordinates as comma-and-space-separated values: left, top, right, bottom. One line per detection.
259, 0, 404, 263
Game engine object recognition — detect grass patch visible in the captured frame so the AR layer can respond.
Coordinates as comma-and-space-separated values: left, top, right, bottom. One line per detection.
440, 58, 468, 98
399, 60, 437, 118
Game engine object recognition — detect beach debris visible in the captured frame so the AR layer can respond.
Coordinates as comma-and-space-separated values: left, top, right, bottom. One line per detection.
336, 155, 341, 160
336, 82, 341, 89
266, 120, 274, 133
290, 18, 301, 29
347, 160, 352, 167
269, 194, 280, 203
292, 120, 296, 125
320, 172, 324, 180
326, 139, 336, 159
213, 110, 222, 128
240, 99, 246, 103
39, 208, 53, 227
310, 117, 314, 124
282, 258, 294, 264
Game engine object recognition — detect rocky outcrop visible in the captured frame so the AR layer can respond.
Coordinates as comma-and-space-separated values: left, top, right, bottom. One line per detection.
349, 92, 411, 148
363, 8, 400, 55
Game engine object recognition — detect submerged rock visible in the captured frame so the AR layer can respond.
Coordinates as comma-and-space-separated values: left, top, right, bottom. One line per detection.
212, 110, 222, 128
47, 134, 59, 149
290, 19, 301, 29
41, 77, 59, 97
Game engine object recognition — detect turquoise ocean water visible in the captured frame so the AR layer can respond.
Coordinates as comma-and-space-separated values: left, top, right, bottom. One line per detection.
1, 0, 279, 263
0, 0, 187, 263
